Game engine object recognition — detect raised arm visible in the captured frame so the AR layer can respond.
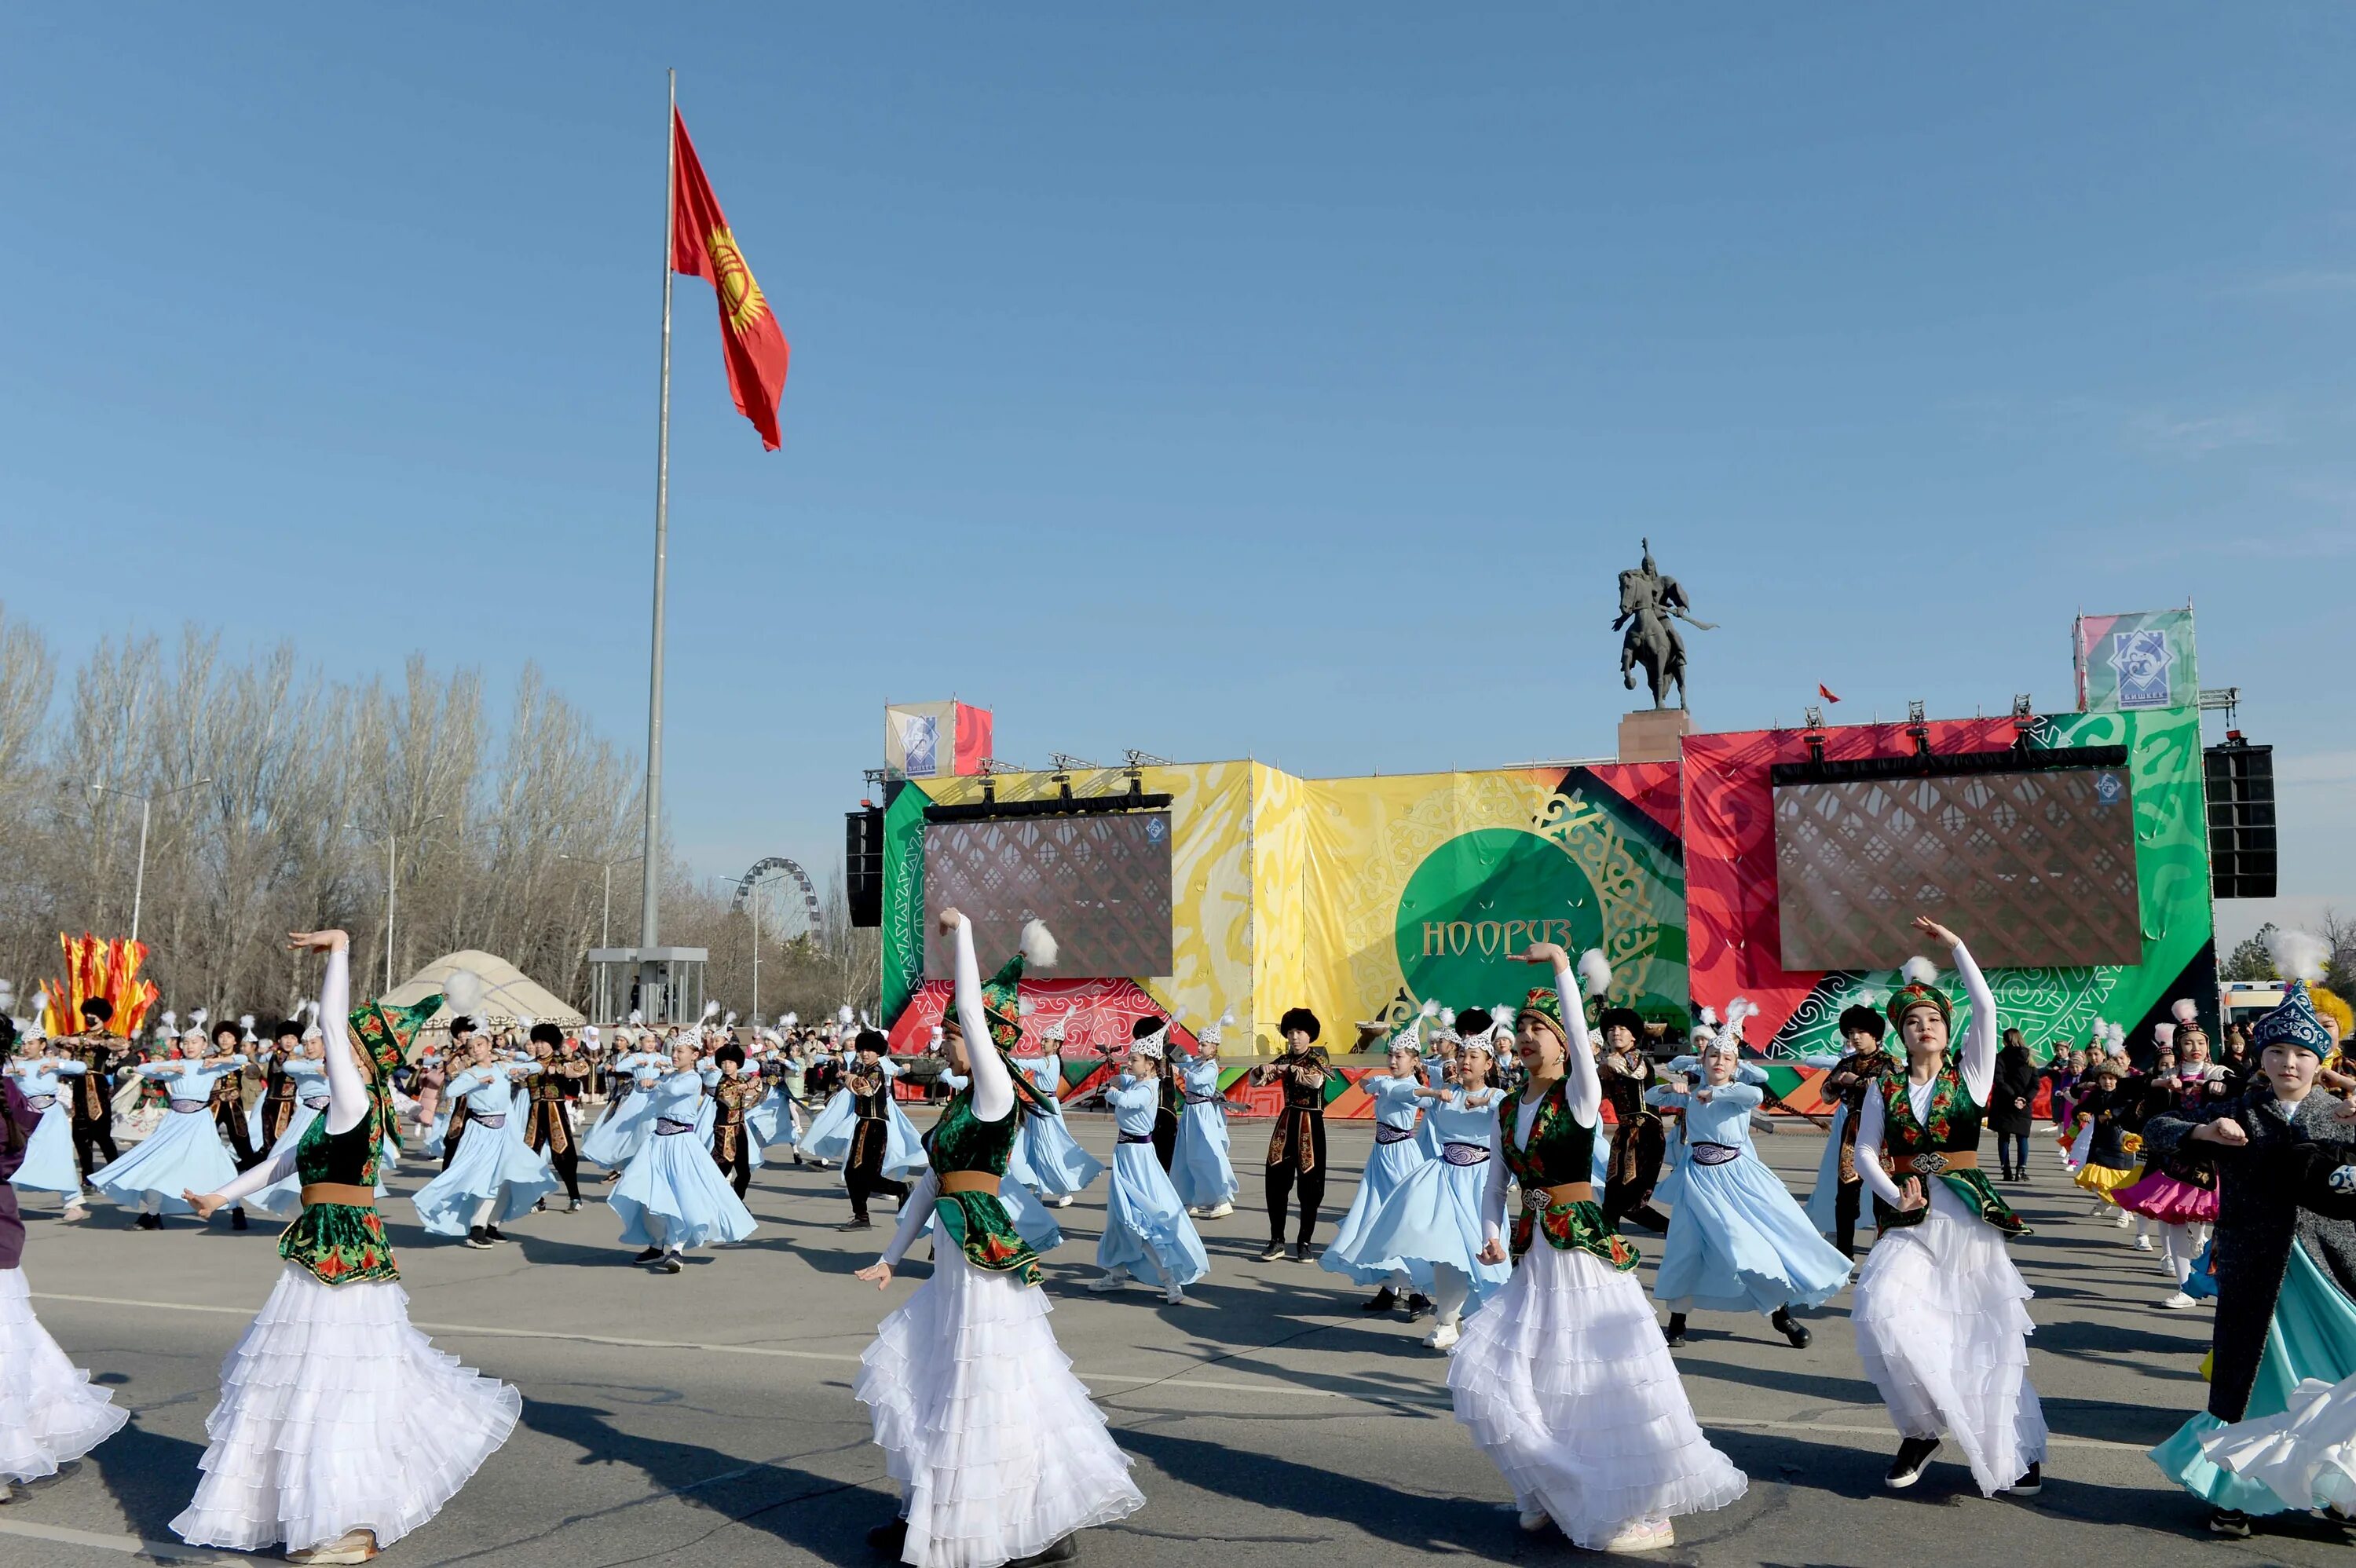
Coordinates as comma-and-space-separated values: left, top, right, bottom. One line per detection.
315, 938, 369, 1134
1952, 938, 1997, 1106
1557, 964, 1602, 1127
947, 914, 1014, 1124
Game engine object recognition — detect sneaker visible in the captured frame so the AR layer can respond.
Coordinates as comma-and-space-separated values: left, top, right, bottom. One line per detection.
2003, 1462, 2042, 1497
1203, 1201, 1232, 1218
1424, 1320, 1461, 1351
1005, 1537, 1078, 1566
1516, 1505, 1552, 1533
1772, 1307, 1812, 1348
1663, 1313, 1688, 1347
533, 1198, 547, 1213
286, 1528, 381, 1564
0, 1478, 14, 1504
136, 1212, 162, 1231
2160, 1290, 2199, 1310
1088, 1271, 1127, 1293
2132, 1234, 2154, 1252
866, 1519, 909, 1557
655, 1253, 682, 1274
565, 1198, 583, 1213
1597, 1517, 1674, 1552
836, 1219, 874, 1232
2114, 1211, 2134, 1230
1404, 1292, 1436, 1321
1885, 1435, 1941, 1489
1053, 1195, 1074, 1209
63, 1206, 87, 1223
1361, 1286, 1400, 1314
1163, 1281, 1185, 1305
1289, 1242, 1310, 1263
485, 1226, 509, 1243
1257, 1241, 1286, 1262
633, 1247, 664, 1263
2208, 1508, 2252, 1538
465, 1227, 494, 1249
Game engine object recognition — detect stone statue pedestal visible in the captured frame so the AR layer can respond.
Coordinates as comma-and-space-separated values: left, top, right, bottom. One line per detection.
1617, 708, 1692, 764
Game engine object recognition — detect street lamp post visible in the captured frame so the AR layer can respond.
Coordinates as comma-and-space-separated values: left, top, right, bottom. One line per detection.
354, 816, 445, 995
561, 853, 646, 949
82, 777, 212, 945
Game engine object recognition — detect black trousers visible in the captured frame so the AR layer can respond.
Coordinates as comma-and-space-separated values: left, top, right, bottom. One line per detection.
847, 1120, 909, 1222
1153, 1109, 1180, 1173
218, 1105, 260, 1171
71, 1115, 118, 1183
1264, 1109, 1328, 1247
1834, 1175, 1864, 1259
712, 1140, 753, 1200
532, 1117, 581, 1203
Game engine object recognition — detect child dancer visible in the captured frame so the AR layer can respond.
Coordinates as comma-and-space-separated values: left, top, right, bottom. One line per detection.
1849, 918, 2047, 1497
1351, 1028, 1511, 1349
854, 910, 1143, 1567
5, 1033, 93, 1221
1008, 1015, 1103, 1211
1449, 941, 1744, 1552
1322, 1028, 1436, 1312
176, 930, 517, 1563
0, 1018, 126, 1501
410, 1041, 557, 1248
2116, 1001, 2230, 1309
1171, 1013, 1238, 1218
1095, 1025, 1209, 1303
1646, 1033, 1851, 1349
90, 1041, 247, 1230
609, 1040, 759, 1274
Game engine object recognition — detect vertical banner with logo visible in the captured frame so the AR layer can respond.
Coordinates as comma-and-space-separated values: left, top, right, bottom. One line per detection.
2075, 608, 2197, 712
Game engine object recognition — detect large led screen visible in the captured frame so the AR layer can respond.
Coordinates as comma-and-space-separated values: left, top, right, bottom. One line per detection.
1772, 755, 2140, 970
923, 811, 1174, 980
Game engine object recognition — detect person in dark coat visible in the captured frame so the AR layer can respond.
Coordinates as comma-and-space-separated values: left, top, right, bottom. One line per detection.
1988, 1028, 2040, 1182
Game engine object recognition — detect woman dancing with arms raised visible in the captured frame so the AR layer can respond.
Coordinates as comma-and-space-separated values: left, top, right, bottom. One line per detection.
175, 930, 518, 1564
1849, 916, 2046, 1497
1447, 940, 1743, 1554
854, 909, 1143, 1567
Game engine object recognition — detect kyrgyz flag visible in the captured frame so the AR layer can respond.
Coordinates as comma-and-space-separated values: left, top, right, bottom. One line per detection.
671, 108, 790, 449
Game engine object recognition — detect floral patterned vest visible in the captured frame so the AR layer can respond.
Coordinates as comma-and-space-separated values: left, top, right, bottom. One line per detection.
1498, 1077, 1639, 1270
1874, 1059, 2026, 1237
278, 1102, 400, 1285
926, 1089, 1041, 1286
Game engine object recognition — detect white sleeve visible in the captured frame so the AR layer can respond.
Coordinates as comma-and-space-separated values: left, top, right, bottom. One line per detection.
1853, 1086, 1901, 1206
1955, 940, 1997, 1106
879, 1170, 942, 1266
952, 918, 1014, 1124
320, 947, 370, 1135
211, 1139, 303, 1204
1483, 1139, 1509, 1245
1557, 966, 1602, 1126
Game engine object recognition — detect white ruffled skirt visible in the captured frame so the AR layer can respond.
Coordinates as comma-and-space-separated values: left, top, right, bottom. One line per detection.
1447, 1241, 1746, 1546
856, 1245, 1144, 1567
1851, 1179, 2047, 1493
170, 1263, 521, 1552
0, 1269, 128, 1483
2199, 1372, 2356, 1514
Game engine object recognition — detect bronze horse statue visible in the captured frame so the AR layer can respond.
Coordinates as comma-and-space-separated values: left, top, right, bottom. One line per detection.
1615, 539, 1714, 710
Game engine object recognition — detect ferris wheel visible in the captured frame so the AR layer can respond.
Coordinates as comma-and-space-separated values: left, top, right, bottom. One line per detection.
731, 856, 822, 943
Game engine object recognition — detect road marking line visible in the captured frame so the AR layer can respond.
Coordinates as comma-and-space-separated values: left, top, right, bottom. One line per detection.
1701, 1415, 2149, 1453
0, 1516, 247, 1563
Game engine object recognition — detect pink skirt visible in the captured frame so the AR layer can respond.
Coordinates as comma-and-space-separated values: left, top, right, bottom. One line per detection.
2113, 1168, 2219, 1224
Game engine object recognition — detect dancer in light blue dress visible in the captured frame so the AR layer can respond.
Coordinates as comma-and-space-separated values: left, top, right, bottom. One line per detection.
799, 1045, 923, 1175
5, 1044, 91, 1219
90, 1048, 247, 1226
410, 1050, 557, 1245
1010, 1016, 1103, 1210
609, 1041, 759, 1273
243, 1052, 332, 1219
1171, 1014, 1238, 1217
1093, 1038, 1208, 1302
1320, 1033, 1434, 1313
581, 1043, 668, 1175
1646, 1033, 1853, 1349
1349, 1033, 1513, 1348
1654, 1010, 1768, 1212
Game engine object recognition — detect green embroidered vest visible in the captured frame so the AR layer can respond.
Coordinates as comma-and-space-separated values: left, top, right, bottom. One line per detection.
1873, 1059, 2027, 1237
1498, 1078, 1639, 1271
927, 1089, 1041, 1287
277, 1102, 400, 1285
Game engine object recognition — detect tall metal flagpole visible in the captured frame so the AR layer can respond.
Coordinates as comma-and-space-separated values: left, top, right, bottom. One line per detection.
638, 68, 678, 1018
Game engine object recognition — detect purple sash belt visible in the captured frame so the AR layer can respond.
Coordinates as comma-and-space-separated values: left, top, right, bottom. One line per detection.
655, 1117, 696, 1135
1691, 1142, 1741, 1167
1374, 1125, 1418, 1145
25, 1095, 55, 1113
470, 1113, 508, 1131
1117, 1131, 1154, 1145
168, 1099, 209, 1114
1441, 1142, 1490, 1166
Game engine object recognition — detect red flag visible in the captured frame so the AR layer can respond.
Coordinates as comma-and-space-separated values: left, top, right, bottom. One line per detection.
670, 108, 790, 449
1817, 683, 1842, 703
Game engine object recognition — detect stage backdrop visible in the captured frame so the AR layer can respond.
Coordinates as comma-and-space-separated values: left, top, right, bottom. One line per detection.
1686, 704, 2215, 1064
880, 760, 1688, 1054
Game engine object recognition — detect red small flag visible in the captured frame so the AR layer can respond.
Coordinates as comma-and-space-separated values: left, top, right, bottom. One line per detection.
670, 108, 790, 449
1817, 683, 1842, 703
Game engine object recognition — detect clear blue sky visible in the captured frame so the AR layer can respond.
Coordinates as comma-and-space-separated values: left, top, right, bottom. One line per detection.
4, 6, 2350, 939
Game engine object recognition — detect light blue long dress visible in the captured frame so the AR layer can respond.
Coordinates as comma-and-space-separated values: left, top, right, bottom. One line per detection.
582, 1051, 668, 1171
245, 1058, 334, 1219
1646, 1080, 1853, 1316
1655, 1057, 1768, 1210
5, 1059, 89, 1194
410, 1062, 559, 1234
1803, 1102, 1853, 1237
1319, 1075, 1431, 1285
1009, 1054, 1105, 1201
90, 1058, 247, 1213
609, 1069, 759, 1251
1098, 1076, 1209, 1287
1169, 1053, 1238, 1211
1348, 1087, 1513, 1310
799, 1058, 926, 1178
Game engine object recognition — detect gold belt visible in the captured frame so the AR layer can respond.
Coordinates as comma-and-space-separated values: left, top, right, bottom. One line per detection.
938, 1171, 1001, 1195
299, 1182, 377, 1209
1886, 1150, 1977, 1176
1523, 1180, 1596, 1208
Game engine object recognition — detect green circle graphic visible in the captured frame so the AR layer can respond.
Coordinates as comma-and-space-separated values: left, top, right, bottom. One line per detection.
1395, 828, 1603, 1009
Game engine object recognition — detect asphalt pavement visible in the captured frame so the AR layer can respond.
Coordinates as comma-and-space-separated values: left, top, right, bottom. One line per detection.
6, 1112, 2348, 1568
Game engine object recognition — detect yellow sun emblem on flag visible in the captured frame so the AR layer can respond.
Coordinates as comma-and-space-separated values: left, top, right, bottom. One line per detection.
704, 225, 770, 332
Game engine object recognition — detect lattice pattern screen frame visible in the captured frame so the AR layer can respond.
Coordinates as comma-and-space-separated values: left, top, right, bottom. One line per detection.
922, 811, 1175, 980
1773, 766, 2141, 970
